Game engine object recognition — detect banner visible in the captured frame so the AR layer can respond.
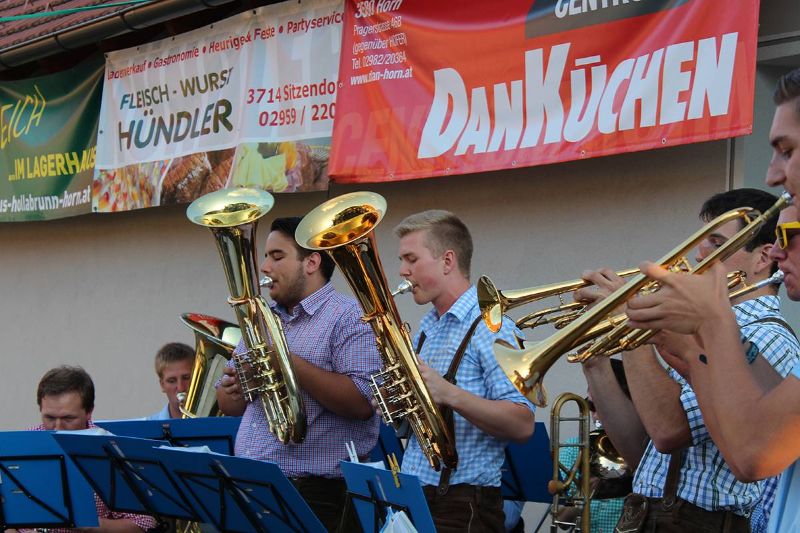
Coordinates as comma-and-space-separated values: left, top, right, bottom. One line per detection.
0, 59, 102, 221
94, 0, 342, 212
330, 0, 760, 182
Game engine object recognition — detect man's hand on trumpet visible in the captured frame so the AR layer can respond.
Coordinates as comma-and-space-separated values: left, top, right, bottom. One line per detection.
574, 268, 627, 307
626, 261, 734, 337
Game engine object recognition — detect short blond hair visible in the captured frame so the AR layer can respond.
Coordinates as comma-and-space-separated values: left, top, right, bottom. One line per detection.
154, 342, 195, 378
394, 210, 473, 277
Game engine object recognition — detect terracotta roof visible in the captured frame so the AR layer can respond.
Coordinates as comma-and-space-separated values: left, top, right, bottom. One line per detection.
0, 0, 138, 52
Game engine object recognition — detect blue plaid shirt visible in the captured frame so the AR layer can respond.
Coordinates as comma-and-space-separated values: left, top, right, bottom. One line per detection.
633, 296, 800, 518
400, 285, 536, 487
765, 363, 800, 533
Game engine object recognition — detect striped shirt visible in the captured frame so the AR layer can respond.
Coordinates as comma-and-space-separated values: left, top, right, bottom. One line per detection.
400, 285, 536, 487
226, 282, 382, 478
25, 421, 157, 532
633, 295, 800, 517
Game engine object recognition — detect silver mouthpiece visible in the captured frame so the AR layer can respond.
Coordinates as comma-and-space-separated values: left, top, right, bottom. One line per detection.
392, 280, 413, 297
259, 276, 274, 289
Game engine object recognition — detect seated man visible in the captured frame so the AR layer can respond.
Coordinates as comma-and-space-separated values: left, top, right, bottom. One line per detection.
146, 342, 195, 420
22, 366, 156, 533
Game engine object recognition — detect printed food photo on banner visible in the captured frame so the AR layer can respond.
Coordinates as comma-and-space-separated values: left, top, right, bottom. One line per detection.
93, 0, 342, 211
229, 139, 330, 193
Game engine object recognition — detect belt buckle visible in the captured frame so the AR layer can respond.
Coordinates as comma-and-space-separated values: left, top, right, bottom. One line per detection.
662, 495, 676, 510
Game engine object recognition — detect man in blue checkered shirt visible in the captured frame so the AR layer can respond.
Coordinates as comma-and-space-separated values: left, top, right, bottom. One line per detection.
579, 189, 800, 532
625, 70, 800, 533
394, 210, 536, 533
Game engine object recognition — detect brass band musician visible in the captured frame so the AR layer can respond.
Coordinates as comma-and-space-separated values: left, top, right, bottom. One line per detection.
394, 210, 536, 533
579, 189, 800, 532
214, 216, 382, 532
16, 366, 156, 533
146, 342, 195, 420
624, 68, 800, 532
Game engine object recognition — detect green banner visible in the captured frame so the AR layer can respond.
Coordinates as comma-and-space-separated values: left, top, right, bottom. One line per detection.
0, 58, 103, 221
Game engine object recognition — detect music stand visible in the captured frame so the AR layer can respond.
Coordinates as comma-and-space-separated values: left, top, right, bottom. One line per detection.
501, 421, 553, 503
52, 433, 199, 526
155, 446, 326, 533
95, 417, 241, 455
341, 460, 435, 533
368, 422, 406, 467
0, 431, 98, 530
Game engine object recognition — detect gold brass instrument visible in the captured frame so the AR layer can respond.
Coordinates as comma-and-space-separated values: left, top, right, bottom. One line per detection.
478, 268, 639, 333
177, 313, 242, 418
494, 192, 791, 406
295, 191, 458, 471
588, 429, 632, 500
549, 393, 591, 532
728, 269, 784, 301
187, 187, 306, 444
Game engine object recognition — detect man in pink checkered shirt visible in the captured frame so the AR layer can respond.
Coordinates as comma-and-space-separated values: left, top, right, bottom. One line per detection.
216, 216, 382, 532
12, 366, 156, 533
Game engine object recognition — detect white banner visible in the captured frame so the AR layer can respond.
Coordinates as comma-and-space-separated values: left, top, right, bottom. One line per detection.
92, 0, 342, 210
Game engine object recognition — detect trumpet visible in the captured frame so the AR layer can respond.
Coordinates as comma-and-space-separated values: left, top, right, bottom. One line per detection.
478, 269, 639, 333
494, 192, 791, 406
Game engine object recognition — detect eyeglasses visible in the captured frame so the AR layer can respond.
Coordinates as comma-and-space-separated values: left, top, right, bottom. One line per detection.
776, 221, 800, 249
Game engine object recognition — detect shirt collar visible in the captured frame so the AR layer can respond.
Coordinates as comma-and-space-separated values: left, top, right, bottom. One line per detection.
273, 282, 335, 317
423, 285, 477, 326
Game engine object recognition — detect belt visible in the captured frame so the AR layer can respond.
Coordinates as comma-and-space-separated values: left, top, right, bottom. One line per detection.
645, 496, 749, 529
423, 483, 501, 504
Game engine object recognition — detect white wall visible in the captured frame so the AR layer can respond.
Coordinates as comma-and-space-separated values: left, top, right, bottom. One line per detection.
0, 139, 727, 430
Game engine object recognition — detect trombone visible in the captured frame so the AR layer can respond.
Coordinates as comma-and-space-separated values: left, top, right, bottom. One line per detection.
549, 393, 591, 532
494, 192, 791, 406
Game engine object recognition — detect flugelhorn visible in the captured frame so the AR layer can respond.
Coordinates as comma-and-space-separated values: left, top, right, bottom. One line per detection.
177, 313, 241, 418
494, 192, 791, 406
295, 191, 458, 471
187, 187, 306, 444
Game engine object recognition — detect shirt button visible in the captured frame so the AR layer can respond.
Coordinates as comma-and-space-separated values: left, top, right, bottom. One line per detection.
251, 423, 258, 428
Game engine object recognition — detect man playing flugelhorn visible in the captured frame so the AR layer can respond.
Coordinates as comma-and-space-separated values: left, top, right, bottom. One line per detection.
578, 188, 800, 533
394, 210, 535, 533
623, 68, 800, 533
215, 216, 382, 532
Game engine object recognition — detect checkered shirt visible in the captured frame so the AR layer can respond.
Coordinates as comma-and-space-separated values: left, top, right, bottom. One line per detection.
400, 285, 536, 487
225, 282, 382, 478
560, 438, 625, 533
765, 362, 800, 532
633, 295, 800, 517
25, 421, 157, 532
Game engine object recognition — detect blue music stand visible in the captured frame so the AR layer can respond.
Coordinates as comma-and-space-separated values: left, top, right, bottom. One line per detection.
52, 433, 199, 527
501, 421, 553, 503
341, 460, 435, 533
368, 422, 405, 467
0, 431, 98, 530
95, 417, 241, 455
155, 446, 326, 533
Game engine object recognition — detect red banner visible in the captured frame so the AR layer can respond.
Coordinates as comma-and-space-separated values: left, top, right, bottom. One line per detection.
330, 0, 760, 182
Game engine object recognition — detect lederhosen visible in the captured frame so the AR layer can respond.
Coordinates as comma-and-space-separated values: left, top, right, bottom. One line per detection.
416, 316, 505, 533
